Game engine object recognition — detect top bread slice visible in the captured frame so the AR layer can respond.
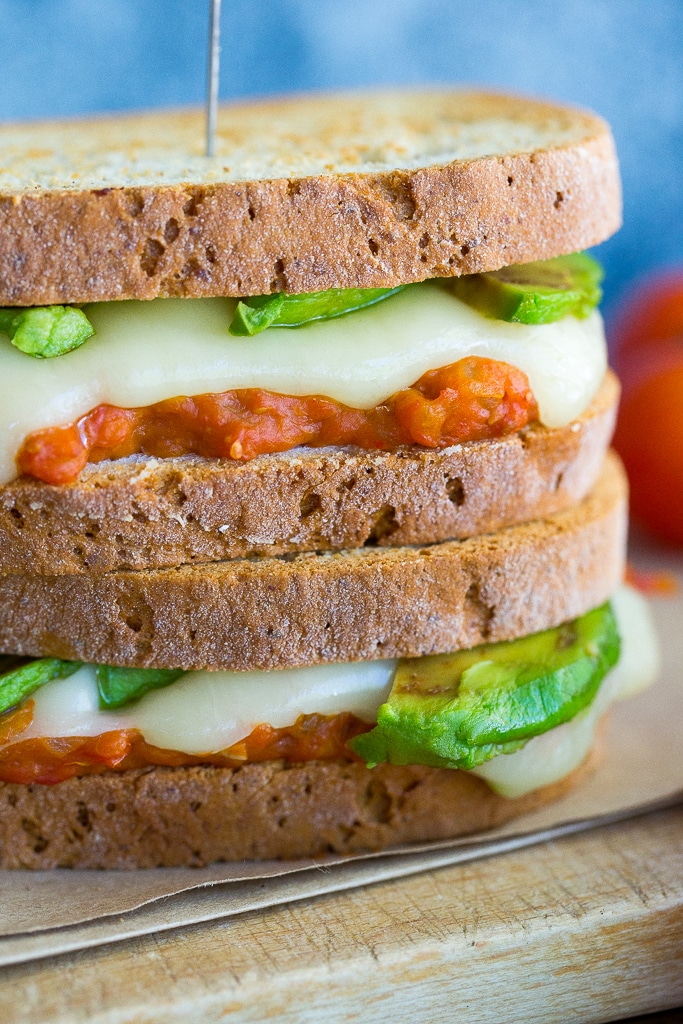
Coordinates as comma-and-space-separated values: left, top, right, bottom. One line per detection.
0, 90, 621, 306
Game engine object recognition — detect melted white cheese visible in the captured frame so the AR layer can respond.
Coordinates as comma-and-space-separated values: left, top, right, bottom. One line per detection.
9, 587, 658, 797
0, 283, 606, 484
19, 659, 397, 753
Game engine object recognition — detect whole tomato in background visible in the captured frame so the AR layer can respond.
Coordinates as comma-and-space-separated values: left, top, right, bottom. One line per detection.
611, 271, 683, 546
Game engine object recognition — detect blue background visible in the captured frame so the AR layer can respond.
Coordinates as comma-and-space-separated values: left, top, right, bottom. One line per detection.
0, 0, 681, 316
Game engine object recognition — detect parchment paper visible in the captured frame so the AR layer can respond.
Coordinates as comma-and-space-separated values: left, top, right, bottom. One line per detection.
1, 544, 681, 967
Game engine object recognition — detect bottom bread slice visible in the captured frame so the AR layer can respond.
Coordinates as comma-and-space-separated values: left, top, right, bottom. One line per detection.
0, 741, 602, 869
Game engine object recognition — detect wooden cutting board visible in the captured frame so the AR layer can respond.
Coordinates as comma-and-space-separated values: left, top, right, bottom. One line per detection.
1, 804, 681, 1024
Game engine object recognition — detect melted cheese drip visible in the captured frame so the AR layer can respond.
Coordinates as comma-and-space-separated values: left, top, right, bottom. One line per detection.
0, 283, 606, 484
12, 587, 658, 796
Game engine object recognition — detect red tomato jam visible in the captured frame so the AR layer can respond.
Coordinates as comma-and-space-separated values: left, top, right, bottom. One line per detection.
0, 712, 371, 785
17, 357, 538, 485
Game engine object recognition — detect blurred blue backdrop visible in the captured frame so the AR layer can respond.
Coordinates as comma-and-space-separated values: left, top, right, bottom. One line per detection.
0, 0, 680, 315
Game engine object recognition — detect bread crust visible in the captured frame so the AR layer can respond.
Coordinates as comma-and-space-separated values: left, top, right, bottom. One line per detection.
0, 372, 618, 575
0, 743, 602, 869
0, 453, 626, 671
0, 91, 621, 305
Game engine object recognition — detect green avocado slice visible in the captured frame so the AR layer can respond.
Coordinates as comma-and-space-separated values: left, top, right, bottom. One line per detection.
0, 305, 95, 358
350, 603, 620, 770
451, 252, 603, 325
96, 665, 186, 709
229, 285, 407, 336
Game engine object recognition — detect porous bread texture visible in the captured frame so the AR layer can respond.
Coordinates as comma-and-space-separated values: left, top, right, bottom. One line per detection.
0, 453, 626, 671
0, 371, 619, 575
0, 90, 621, 305
0, 741, 602, 869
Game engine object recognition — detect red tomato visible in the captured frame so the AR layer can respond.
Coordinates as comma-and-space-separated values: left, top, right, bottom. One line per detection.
611, 272, 683, 398
614, 366, 683, 545
611, 272, 683, 545
611, 271, 683, 357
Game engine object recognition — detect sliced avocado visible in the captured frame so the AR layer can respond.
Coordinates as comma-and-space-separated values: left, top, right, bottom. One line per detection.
229, 285, 407, 336
96, 665, 186, 709
451, 252, 603, 325
350, 603, 620, 770
0, 305, 95, 358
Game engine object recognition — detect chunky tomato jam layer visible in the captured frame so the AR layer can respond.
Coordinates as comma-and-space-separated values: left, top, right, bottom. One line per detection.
17, 356, 538, 485
0, 708, 370, 785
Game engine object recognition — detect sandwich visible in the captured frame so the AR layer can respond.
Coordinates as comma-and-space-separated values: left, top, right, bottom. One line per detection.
0, 90, 658, 868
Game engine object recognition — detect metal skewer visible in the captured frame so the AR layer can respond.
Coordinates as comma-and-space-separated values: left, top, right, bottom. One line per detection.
205, 0, 222, 158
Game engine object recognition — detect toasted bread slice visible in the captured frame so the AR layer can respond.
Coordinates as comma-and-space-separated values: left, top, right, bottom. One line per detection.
0, 371, 618, 575
0, 452, 626, 671
0, 733, 604, 869
0, 90, 620, 306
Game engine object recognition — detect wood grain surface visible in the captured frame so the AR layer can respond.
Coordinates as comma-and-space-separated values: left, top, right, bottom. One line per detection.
1, 805, 681, 1024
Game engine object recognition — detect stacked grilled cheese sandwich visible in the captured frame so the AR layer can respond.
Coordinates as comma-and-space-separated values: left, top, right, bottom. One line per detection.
0, 90, 658, 867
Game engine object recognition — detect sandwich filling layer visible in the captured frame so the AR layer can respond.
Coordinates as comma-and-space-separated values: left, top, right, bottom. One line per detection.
0, 282, 606, 484
0, 587, 658, 796
17, 356, 537, 484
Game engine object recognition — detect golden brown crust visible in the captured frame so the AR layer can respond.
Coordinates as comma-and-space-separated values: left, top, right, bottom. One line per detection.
0, 743, 602, 869
0, 372, 619, 575
0, 453, 627, 671
0, 91, 621, 305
